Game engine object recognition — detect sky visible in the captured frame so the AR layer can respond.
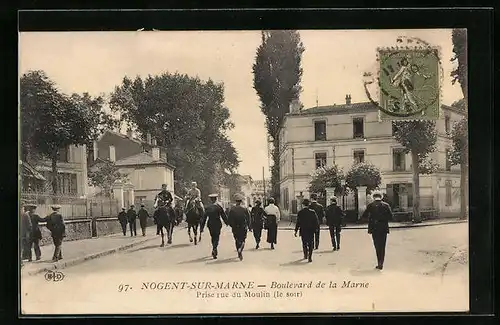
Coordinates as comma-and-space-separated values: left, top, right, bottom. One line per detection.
19, 29, 463, 180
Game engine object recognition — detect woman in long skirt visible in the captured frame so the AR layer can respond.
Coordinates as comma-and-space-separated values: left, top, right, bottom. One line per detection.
264, 198, 280, 250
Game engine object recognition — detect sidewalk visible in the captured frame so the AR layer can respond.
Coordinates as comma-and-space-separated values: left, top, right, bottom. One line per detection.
277, 217, 467, 230
21, 226, 165, 277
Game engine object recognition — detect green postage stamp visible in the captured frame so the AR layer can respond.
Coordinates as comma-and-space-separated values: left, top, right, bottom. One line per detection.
377, 46, 441, 121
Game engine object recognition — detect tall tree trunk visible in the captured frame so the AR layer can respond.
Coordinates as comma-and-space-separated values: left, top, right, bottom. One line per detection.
271, 137, 281, 204
51, 149, 59, 197
411, 151, 421, 223
460, 153, 468, 219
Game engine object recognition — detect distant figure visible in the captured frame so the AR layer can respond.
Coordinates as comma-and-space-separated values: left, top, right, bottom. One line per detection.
20, 204, 33, 262
201, 193, 229, 259
138, 204, 150, 236
45, 205, 66, 262
362, 190, 393, 270
325, 196, 345, 251
263, 197, 280, 250
28, 204, 47, 261
295, 199, 320, 262
117, 208, 128, 236
228, 194, 250, 261
309, 193, 325, 250
127, 205, 137, 237
250, 200, 266, 249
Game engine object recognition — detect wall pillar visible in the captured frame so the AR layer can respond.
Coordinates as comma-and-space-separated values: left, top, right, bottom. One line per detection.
112, 184, 125, 209
357, 186, 367, 219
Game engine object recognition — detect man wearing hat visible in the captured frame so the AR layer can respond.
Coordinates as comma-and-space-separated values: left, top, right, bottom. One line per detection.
361, 190, 393, 270
117, 208, 128, 236
250, 199, 266, 249
154, 183, 173, 209
200, 193, 229, 259
185, 181, 205, 216
294, 199, 320, 262
138, 204, 150, 236
127, 205, 138, 237
45, 205, 66, 262
309, 193, 325, 250
325, 196, 345, 251
227, 193, 251, 261
20, 203, 33, 262
28, 203, 47, 261
263, 197, 280, 249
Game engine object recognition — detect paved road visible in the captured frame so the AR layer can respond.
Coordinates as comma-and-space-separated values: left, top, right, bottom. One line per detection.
21, 223, 468, 314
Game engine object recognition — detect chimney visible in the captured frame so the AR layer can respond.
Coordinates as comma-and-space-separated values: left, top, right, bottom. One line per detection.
345, 94, 352, 105
152, 147, 160, 161
146, 133, 152, 144
109, 145, 116, 162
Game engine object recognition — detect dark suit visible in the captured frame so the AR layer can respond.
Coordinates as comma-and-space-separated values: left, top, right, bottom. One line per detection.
309, 201, 325, 249
29, 213, 46, 260
325, 204, 344, 249
127, 208, 137, 236
228, 205, 250, 253
118, 211, 128, 235
295, 207, 320, 260
45, 212, 66, 261
362, 200, 393, 268
21, 211, 32, 260
250, 206, 266, 247
138, 208, 149, 236
201, 203, 229, 256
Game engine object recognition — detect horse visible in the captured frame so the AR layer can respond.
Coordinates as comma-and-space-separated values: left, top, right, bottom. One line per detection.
154, 204, 177, 247
184, 199, 204, 245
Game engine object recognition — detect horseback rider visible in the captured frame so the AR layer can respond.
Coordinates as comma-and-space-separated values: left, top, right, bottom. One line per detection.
185, 181, 205, 216
155, 184, 174, 208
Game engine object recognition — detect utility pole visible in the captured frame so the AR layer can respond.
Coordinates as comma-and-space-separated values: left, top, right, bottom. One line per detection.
262, 166, 266, 204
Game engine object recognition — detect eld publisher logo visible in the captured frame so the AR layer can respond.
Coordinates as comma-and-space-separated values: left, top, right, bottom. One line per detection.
44, 270, 65, 282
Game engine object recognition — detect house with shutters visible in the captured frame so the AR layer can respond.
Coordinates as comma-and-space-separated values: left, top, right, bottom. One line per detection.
278, 94, 465, 218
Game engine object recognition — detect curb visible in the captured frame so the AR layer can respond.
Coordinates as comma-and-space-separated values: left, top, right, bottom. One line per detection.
277, 219, 467, 231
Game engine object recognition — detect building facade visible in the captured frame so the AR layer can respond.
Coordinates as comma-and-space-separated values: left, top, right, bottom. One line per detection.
278, 96, 465, 218
251, 179, 271, 203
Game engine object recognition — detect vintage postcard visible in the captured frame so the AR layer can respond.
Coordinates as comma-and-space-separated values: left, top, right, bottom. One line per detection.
19, 28, 468, 315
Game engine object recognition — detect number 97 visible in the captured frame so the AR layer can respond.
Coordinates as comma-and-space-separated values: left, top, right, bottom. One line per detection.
118, 284, 130, 292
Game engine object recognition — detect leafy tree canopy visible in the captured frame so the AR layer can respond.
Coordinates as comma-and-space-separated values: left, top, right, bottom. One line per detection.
345, 162, 382, 192
88, 160, 129, 197
309, 165, 344, 195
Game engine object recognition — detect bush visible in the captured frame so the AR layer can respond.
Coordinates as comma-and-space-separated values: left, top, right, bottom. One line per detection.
345, 162, 382, 192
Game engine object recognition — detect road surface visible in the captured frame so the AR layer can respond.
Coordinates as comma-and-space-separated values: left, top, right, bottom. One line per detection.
21, 223, 468, 314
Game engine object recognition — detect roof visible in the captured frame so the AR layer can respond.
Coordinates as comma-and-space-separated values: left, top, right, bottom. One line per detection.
98, 130, 144, 145
114, 152, 176, 169
20, 160, 46, 181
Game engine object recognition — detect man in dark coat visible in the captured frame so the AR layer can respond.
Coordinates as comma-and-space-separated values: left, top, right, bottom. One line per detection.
117, 208, 128, 236
250, 199, 266, 249
227, 194, 250, 261
294, 199, 320, 262
127, 205, 137, 237
20, 204, 33, 262
201, 194, 229, 259
138, 204, 150, 236
361, 190, 393, 270
325, 196, 345, 251
28, 205, 46, 261
309, 193, 325, 250
45, 205, 66, 262
155, 183, 174, 208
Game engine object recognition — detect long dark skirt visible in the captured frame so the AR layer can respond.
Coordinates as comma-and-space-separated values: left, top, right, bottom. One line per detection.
266, 215, 278, 244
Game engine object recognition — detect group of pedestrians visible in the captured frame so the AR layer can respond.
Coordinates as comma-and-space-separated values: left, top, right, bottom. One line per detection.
20, 202, 66, 264
117, 204, 150, 237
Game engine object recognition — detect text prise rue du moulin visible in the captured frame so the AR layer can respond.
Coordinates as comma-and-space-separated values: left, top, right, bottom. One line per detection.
140, 281, 370, 299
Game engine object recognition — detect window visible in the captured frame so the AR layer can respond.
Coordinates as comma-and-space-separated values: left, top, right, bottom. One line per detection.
314, 121, 326, 141
445, 116, 450, 134
393, 148, 406, 171
315, 152, 327, 169
445, 149, 451, 171
136, 168, 145, 189
58, 146, 70, 162
445, 180, 452, 206
353, 150, 365, 164
57, 172, 77, 195
353, 118, 364, 138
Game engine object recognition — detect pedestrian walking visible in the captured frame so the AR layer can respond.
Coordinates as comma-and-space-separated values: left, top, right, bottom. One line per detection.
28, 204, 47, 261
325, 196, 345, 251
250, 199, 266, 249
227, 194, 250, 261
263, 197, 280, 249
200, 194, 229, 259
309, 193, 325, 250
294, 199, 320, 262
361, 190, 393, 270
138, 204, 149, 236
127, 205, 137, 237
45, 205, 66, 262
118, 208, 128, 236
20, 203, 33, 262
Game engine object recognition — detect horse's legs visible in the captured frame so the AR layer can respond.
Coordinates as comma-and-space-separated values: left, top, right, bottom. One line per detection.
167, 223, 173, 244
188, 224, 193, 242
160, 227, 165, 247
198, 222, 202, 243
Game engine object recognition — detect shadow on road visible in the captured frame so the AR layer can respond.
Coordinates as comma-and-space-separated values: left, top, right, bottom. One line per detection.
207, 257, 240, 265
162, 243, 192, 250
280, 258, 308, 267
127, 244, 159, 253
178, 256, 213, 264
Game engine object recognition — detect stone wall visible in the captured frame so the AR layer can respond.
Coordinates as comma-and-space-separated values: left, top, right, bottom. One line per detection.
94, 216, 156, 237
39, 219, 92, 246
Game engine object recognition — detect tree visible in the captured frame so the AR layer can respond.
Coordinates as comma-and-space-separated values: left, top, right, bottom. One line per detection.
109, 73, 239, 200
308, 165, 344, 196
253, 30, 305, 202
88, 160, 129, 197
450, 28, 468, 219
345, 162, 382, 193
20, 71, 116, 195
393, 120, 437, 222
